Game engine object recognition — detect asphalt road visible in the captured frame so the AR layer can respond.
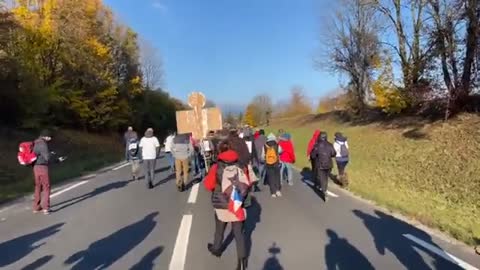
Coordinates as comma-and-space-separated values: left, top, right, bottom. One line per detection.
0, 154, 479, 270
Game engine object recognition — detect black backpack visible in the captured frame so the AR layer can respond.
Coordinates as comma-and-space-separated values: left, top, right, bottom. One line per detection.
313, 142, 333, 169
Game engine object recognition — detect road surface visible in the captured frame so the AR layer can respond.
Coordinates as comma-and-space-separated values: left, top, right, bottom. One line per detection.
1, 154, 479, 270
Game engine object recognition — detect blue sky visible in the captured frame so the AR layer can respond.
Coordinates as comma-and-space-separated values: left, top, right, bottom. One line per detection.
104, 0, 340, 108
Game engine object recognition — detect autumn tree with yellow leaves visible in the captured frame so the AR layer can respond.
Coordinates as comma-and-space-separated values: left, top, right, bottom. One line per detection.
0, 0, 177, 136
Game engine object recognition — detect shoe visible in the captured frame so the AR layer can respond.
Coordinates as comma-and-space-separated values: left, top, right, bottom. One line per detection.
177, 185, 183, 192
43, 209, 50, 215
276, 191, 282, 197
236, 258, 248, 270
132, 175, 137, 181
207, 243, 222, 257
288, 181, 294, 186
271, 194, 277, 198
33, 209, 41, 214
148, 182, 153, 189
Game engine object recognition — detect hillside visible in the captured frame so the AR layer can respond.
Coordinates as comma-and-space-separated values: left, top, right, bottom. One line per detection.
269, 112, 480, 245
0, 129, 123, 204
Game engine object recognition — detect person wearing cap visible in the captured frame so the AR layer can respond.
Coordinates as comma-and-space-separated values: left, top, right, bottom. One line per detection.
310, 131, 336, 202
33, 130, 65, 214
139, 128, 160, 189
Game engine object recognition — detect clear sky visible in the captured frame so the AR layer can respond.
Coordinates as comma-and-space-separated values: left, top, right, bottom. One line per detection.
103, 0, 340, 108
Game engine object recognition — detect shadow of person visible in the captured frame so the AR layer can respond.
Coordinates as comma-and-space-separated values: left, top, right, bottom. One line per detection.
221, 196, 262, 258
262, 243, 284, 270
353, 209, 463, 270
300, 167, 313, 182
130, 246, 164, 270
325, 229, 374, 270
52, 180, 129, 212
64, 212, 158, 270
0, 223, 64, 268
20, 255, 53, 270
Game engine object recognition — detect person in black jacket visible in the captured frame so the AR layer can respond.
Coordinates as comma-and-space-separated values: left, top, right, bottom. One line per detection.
311, 132, 336, 202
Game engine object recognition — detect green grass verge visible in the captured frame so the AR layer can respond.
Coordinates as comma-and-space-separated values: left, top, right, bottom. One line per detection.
0, 129, 123, 204
268, 113, 480, 245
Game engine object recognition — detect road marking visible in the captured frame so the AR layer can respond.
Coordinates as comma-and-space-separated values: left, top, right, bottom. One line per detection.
169, 214, 193, 270
403, 234, 478, 270
112, 162, 129, 171
187, 183, 199, 204
51, 181, 89, 198
303, 180, 339, 197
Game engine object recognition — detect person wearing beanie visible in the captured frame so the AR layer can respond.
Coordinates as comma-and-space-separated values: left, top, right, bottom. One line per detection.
32, 129, 65, 214
310, 131, 336, 202
139, 128, 160, 189
262, 133, 283, 197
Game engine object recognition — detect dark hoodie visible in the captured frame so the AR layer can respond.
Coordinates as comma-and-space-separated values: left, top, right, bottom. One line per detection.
228, 134, 251, 168
312, 134, 336, 170
253, 134, 267, 163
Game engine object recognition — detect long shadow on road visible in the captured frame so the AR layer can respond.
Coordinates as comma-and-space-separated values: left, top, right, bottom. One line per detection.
130, 246, 164, 270
325, 229, 374, 270
51, 180, 130, 212
0, 223, 64, 268
353, 209, 464, 270
64, 212, 158, 270
20, 255, 53, 270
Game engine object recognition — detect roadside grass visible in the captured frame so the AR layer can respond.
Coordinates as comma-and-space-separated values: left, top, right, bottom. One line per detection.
269, 113, 480, 245
0, 129, 123, 204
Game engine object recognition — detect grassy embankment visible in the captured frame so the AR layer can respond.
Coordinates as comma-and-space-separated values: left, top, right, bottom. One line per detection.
269, 112, 480, 245
0, 129, 123, 204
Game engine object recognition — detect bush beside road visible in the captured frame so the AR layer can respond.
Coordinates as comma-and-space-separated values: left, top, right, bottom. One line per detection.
268, 113, 480, 246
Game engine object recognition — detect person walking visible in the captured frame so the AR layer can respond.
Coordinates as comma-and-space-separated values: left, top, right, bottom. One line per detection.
164, 132, 176, 173
204, 140, 250, 270
311, 132, 336, 202
127, 137, 141, 181
124, 126, 138, 160
334, 132, 350, 187
33, 130, 66, 214
172, 133, 193, 192
139, 128, 160, 189
307, 129, 321, 183
263, 133, 282, 197
252, 129, 267, 183
278, 133, 296, 186
228, 129, 251, 170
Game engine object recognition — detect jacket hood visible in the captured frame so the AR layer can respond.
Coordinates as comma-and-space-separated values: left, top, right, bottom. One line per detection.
335, 132, 347, 142
218, 150, 239, 163
267, 133, 277, 142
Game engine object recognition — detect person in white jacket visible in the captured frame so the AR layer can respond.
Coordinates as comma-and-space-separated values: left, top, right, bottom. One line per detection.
164, 132, 176, 173
333, 132, 349, 186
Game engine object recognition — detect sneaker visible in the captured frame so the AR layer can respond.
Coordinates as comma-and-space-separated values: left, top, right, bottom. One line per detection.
43, 209, 50, 215
288, 181, 294, 186
276, 191, 282, 197
271, 194, 277, 198
33, 209, 41, 214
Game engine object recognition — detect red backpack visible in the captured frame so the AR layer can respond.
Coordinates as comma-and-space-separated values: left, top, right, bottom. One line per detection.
18, 142, 37, 166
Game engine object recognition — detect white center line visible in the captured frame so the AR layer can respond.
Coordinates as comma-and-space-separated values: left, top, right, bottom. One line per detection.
169, 214, 193, 270
51, 181, 89, 198
403, 234, 478, 270
303, 180, 339, 198
112, 162, 129, 171
187, 183, 199, 204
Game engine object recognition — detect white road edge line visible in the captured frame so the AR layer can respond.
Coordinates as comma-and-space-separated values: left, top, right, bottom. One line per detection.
403, 234, 478, 270
169, 214, 193, 270
51, 180, 89, 198
112, 162, 129, 171
187, 183, 199, 204
303, 180, 339, 198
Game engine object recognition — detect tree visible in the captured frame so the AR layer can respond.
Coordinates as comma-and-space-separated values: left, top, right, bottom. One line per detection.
140, 39, 163, 90
244, 104, 258, 127
320, 0, 382, 112
224, 112, 236, 127
284, 86, 312, 116
237, 112, 244, 125
250, 94, 273, 125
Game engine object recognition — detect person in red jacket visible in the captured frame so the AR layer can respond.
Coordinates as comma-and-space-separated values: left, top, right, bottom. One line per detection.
307, 129, 321, 183
278, 133, 296, 186
204, 140, 250, 270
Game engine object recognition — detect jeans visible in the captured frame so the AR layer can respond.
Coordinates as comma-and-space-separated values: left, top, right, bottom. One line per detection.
144, 159, 156, 187
33, 165, 50, 210
191, 153, 200, 175
165, 152, 175, 171
336, 160, 348, 176
212, 214, 246, 259
280, 162, 293, 185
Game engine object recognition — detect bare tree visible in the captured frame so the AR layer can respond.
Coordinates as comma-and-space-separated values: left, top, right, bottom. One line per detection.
140, 38, 163, 90
319, 0, 381, 112
427, 0, 479, 118
250, 93, 273, 125
373, 0, 433, 100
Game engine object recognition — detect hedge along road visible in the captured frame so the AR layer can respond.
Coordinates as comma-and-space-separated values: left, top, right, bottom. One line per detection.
0, 153, 478, 270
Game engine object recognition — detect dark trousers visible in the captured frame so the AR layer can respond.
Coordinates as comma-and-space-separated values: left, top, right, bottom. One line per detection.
310, 159, 317, 182
317, 168, 332, 193
33, 165, 50, 210
212, 214, 246, 259
265, 164, 281, 194
144, 159, 156, 186
336, 160, 348, 176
